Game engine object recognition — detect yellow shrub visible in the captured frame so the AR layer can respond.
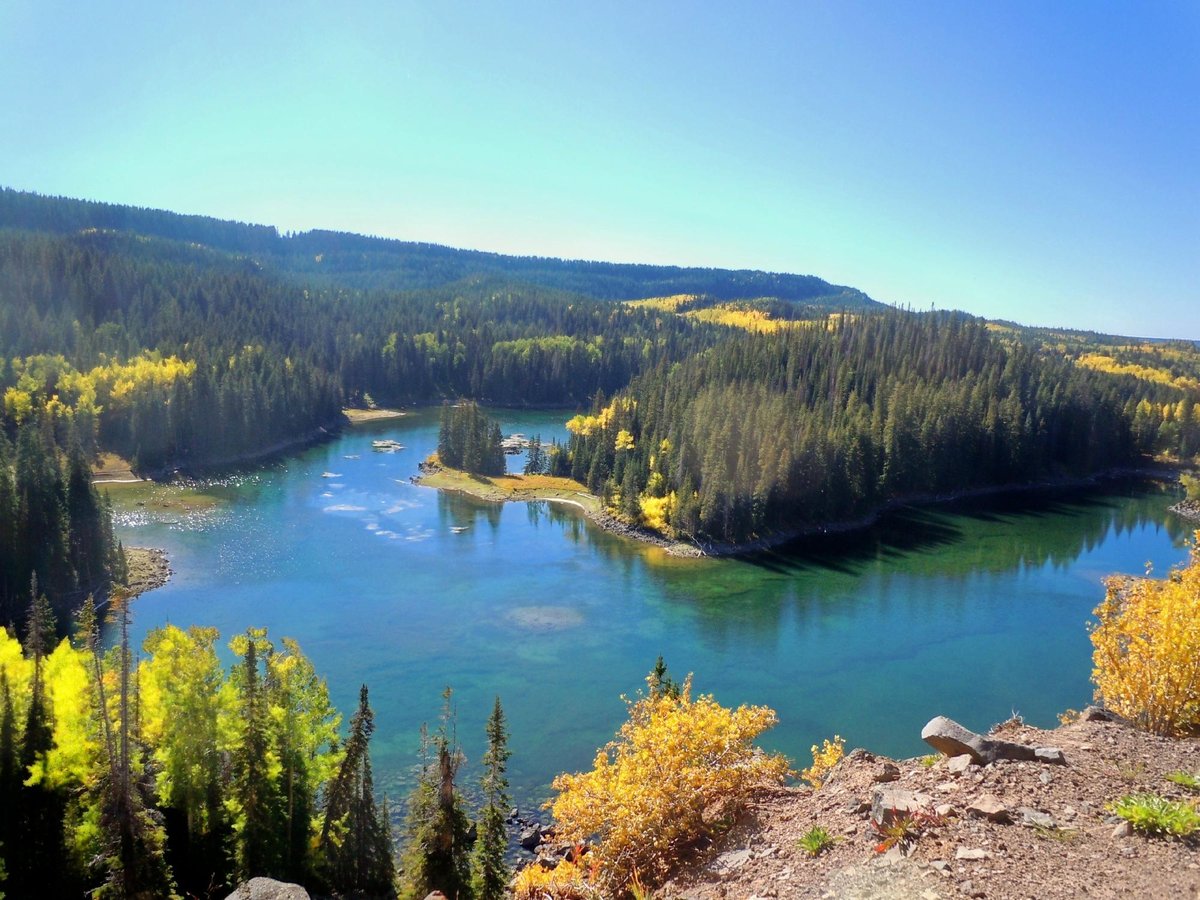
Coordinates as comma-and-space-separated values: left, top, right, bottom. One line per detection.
800, 735, 845, 788
638, 492, 675, 533
511, 858, 599, 900
1090, 532, 1200, 735
548, 674, 788, 893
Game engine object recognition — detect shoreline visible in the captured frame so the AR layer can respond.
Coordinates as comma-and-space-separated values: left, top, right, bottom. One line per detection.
123, 546, 172, 596
1170, 497, 1200, 522
418, 461, 1185, 559
132, 419, 344, 481
343, 407, 407, 424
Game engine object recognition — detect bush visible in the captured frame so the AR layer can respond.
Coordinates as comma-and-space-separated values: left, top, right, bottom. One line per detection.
800, 736, 845, 788
1090, 532, 1200, 735
797, 826, 838, 857
1108, 793, 1200, 838
547, 673, 788, 894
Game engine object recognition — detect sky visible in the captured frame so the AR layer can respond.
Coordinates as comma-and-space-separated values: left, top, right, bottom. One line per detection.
1, 1, 1197, 339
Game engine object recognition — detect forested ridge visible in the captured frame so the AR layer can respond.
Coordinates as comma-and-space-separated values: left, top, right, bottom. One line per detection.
561, 312, 1196, 543
2, 187, 1199, 621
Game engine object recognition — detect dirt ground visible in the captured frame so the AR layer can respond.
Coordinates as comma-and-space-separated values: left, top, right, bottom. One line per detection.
661, 715, 1200, 899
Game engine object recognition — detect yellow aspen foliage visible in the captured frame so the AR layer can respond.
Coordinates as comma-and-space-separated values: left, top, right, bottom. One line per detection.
638, 491, 675, 533
565, 399, 635, 437
2, 387, 34, 424
547, 674, 788, 893
800, 735, 845, 788
1090, 532, 1200, 735
614, 429, 635, 452
0, 628, 33, 717
27, 639, 96, 791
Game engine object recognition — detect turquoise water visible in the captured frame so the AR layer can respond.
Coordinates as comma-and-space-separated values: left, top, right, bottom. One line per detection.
110, 408, 1194, 807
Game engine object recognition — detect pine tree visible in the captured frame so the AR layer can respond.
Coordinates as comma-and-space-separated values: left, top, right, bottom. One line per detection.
471, 697, 510, 900
401, 688, 473, 900
230, 631, 283, 879
318, 685, 395, 896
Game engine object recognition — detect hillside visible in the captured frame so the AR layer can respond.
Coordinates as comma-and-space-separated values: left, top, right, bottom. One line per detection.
0, 187, 883, 307
661, 713, 1200, 899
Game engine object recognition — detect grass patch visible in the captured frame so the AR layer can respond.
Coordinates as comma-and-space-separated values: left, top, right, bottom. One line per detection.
798, 825, 839, 857
418, 465, 602, 515
1108, 793, 1200, 838
343, 407, 406, 423
1166, 771, 1200, 793
919, 755, 939, 768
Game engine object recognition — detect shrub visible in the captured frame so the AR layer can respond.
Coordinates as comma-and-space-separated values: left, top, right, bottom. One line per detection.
1166, 771, 1200, 793
1089, 533, 1200, 735
547, 673, 788, 894
511, 858, 599, 900
1108, 793, 1200, 838
797, 825, 838, 857
800, 735, 845, 788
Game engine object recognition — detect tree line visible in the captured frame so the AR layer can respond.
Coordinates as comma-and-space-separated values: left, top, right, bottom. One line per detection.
0, 594, 513, 900
562, 312, 1149, 543
0, 422, 124, 630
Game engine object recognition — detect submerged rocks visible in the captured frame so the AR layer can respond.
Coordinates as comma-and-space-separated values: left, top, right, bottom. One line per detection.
921, 715, 1068, 766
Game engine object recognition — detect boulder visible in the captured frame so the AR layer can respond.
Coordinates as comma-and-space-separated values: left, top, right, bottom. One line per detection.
965, 793, 1010, 823
872, 761, 901, 783
870, 787, 935, 825
921, 716, 1067, 765
224, 878, 310, 900
947, 754, 973, 774
519, 824, 543, 850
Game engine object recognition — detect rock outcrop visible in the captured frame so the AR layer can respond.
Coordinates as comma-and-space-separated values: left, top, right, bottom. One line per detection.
921, 715, 1067, 765
224, 878, 310, 900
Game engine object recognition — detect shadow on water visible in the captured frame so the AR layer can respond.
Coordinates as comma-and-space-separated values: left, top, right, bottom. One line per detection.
738, 477, 1183, 579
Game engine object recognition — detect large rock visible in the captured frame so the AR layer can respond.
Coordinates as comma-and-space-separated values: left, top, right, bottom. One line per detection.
870, 787, 935, 826
224, 878, 310, 900
921, 716, 1067, 766
519, 823, 543, 850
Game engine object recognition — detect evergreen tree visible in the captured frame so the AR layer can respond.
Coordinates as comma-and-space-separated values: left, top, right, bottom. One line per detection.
471, 697, 510, 900
318, 685, 395, 897
230, 631, 284, 879
401, 688, 473, 900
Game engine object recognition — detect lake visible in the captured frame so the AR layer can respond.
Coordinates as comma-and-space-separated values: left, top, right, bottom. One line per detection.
108, 408, 1194, 808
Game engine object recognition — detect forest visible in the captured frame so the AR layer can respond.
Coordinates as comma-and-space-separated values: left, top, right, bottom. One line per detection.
560, 312, 1182, 542
2, 187, 1199, 616
0, 591, 513, 900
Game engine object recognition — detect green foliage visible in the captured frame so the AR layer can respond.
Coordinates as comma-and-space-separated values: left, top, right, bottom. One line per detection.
471, 696, 511, 900
318, 685, 395, 897
1108, 793, 1200, 837
401, 688, 474, 900
1182, 472, 1200, 501
798, 825, 839, 857
437, 401, 506, 476
1166, 771, 1200, 792
565, 311, 1142, 543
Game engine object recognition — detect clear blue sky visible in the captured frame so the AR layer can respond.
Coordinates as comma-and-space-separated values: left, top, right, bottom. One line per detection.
2, 1, 1197, 338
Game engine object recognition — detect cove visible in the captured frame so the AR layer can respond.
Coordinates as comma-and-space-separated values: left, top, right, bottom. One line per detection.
109, 408, 1194, 807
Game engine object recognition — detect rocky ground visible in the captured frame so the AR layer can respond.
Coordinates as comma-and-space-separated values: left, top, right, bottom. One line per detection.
660, 714, 1200, 899
1171, 498, 1200, 523
123, 546, 172, 596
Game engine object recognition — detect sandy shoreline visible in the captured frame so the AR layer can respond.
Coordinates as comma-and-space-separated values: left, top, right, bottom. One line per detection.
343, 407, 407, 424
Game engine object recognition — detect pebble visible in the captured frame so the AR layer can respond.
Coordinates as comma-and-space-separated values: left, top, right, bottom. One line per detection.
1112, 821, 1133, 838
1039, 771, 1054, 785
